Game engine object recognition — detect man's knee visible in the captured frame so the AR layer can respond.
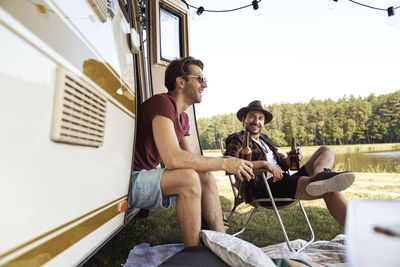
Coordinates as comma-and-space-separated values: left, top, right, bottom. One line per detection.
199, 171, 215, 181
179, 169, 202, 198
319, 145, 335, 156
199, 171, 217, 188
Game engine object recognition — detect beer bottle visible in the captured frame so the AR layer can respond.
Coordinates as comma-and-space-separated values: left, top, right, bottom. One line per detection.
289, 137, 299, 171
239, 131, 252, 203
239, 131, 252, 161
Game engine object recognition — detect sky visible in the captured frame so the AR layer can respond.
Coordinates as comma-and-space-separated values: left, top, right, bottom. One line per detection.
188, 0, 400, 118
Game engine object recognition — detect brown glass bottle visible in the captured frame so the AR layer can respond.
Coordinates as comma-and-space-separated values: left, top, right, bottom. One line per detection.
289, 137, 299, 171
239, 131, 252, 203
239, 131, 252, 161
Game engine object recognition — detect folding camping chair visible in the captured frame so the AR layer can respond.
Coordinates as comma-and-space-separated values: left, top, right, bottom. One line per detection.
220, 138, 315, 253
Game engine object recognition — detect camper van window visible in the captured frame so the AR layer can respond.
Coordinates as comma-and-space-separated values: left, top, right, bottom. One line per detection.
159, 3, 183, 62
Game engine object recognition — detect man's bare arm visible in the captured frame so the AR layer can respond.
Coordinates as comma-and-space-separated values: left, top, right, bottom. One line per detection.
252, 160, 283, 182
179, 136, 196, 154
152, 115, 254, 180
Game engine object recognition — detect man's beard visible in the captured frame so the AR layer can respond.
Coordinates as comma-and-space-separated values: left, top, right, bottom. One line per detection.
185, 88, 202, 104
245, 123, 261, 135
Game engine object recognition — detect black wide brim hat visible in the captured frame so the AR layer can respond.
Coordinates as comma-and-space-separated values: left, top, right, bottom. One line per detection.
236, 100, 273, 124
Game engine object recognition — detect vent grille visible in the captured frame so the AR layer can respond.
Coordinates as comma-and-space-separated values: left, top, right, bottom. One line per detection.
51, 67, 107, 147
88, 0, 115, 22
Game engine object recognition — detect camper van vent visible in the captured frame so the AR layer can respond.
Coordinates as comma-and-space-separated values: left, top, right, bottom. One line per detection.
51, 67, 107, 147
88, 0, 115, 22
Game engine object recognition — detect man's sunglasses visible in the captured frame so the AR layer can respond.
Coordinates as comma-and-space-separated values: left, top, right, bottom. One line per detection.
181, 75, 207, 84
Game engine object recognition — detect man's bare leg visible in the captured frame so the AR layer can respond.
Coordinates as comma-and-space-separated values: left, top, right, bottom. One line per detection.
323, 192, 347, 226
303, 145, 335, 177
160, 168, 202, 247
198, 171, 225, 233
295, 177, 348, 226
300, 145, 350, 225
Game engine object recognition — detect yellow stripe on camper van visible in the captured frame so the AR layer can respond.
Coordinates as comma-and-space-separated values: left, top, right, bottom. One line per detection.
1, 0, 136, 118
0, 196, 127, 267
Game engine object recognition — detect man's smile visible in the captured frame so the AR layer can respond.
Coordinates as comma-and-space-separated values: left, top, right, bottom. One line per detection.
249, 123, 260, 129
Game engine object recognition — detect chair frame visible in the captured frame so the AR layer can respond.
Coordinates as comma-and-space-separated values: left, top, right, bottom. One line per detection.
220, 137, 315, 253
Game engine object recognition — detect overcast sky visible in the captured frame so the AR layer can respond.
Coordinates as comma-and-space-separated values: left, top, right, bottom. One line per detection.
189, 0, 400, 118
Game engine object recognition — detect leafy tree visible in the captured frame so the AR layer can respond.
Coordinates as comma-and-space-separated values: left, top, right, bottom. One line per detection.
343, 119, 356, 144
196, 91, 400, 148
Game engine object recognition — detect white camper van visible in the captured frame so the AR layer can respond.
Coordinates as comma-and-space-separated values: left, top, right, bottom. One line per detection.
0, 0, 201, 265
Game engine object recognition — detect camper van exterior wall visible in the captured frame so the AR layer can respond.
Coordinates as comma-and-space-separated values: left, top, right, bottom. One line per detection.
0, 0, 197, 265
0, 0, 137, 265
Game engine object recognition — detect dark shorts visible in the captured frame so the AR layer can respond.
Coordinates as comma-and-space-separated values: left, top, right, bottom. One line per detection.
247, 166, 309, 207
267, 166, 309, 199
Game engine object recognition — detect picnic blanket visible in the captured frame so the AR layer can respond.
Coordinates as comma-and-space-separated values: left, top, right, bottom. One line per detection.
123, 243, 184, 267
123, 235, 346, 267
262, 234, 346, 266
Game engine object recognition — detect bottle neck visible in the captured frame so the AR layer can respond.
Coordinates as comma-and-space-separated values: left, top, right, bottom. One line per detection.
243, 131, 250, 147
291, 138, 297, 151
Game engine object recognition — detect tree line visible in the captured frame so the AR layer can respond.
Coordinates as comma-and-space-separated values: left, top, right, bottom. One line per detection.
197, 91, 400, 149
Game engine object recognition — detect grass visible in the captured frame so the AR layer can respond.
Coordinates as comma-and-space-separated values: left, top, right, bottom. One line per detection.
84, 171, 400, 266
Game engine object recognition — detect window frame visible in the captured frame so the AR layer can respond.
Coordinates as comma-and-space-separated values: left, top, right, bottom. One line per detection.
158, 3, 184, 62
153, 0, 189, 66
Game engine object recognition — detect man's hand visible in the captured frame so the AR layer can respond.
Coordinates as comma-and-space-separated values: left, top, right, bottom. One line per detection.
223, 157, 254, 182
285, 148, 303, 166
297, 148, 304, 162
268, 165, 283, 182
252, 161, 283, 182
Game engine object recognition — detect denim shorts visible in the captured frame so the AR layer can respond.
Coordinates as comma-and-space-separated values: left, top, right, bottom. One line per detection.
128, 168, 177, 211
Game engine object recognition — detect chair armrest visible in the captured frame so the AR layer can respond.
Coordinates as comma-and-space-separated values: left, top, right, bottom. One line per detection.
226, 168, 270, 176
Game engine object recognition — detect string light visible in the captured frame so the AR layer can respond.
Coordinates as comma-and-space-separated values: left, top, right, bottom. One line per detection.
182, 0, 400, 25
328, 0, 400, 25
252, 0, 261, 16
180, 0, 263, 19
193, 6, 204, 21
387, 6, 396, 25
327, 0, 338, 10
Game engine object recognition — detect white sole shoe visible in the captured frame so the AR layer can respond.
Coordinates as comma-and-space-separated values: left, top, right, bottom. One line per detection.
306, 172, 355, 196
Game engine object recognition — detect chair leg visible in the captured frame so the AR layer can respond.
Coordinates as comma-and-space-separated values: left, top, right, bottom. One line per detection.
232, 207, 257, 237
261, 173, 315, 253
268, 201, 294, 251
227, 198, 241, 222
295, 201, 315, 253
261, 174, 295, 252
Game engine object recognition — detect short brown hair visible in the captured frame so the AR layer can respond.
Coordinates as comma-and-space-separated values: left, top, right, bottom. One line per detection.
164, 56, 204, 92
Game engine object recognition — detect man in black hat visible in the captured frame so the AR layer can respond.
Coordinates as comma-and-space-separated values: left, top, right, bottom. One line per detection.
224, 100, 355, 226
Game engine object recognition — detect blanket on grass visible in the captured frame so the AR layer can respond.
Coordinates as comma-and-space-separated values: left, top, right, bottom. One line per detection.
123, 235, 346, 267
262, 234, 346, 266
123, 243, 184, 267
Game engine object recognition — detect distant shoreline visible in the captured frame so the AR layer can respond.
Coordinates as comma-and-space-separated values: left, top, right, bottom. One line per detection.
206, 142, 400, 156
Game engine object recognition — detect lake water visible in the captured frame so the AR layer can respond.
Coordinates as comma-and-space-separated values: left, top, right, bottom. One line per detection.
305, 150, 400, 172
206, 148, 400, 173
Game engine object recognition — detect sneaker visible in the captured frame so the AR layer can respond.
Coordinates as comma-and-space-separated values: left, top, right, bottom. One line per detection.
306, 168, 355, 196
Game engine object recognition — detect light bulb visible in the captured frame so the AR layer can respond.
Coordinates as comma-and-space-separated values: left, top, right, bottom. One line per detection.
327, 0, 338, 10
252, 0, 261, 16
387, 7, 397, 25
192, 6, 204, 21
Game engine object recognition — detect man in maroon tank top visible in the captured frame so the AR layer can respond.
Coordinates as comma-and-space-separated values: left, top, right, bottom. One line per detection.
129, 57, 254, 247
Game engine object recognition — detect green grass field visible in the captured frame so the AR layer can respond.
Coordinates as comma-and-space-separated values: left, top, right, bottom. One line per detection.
84, 169, 400, 266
